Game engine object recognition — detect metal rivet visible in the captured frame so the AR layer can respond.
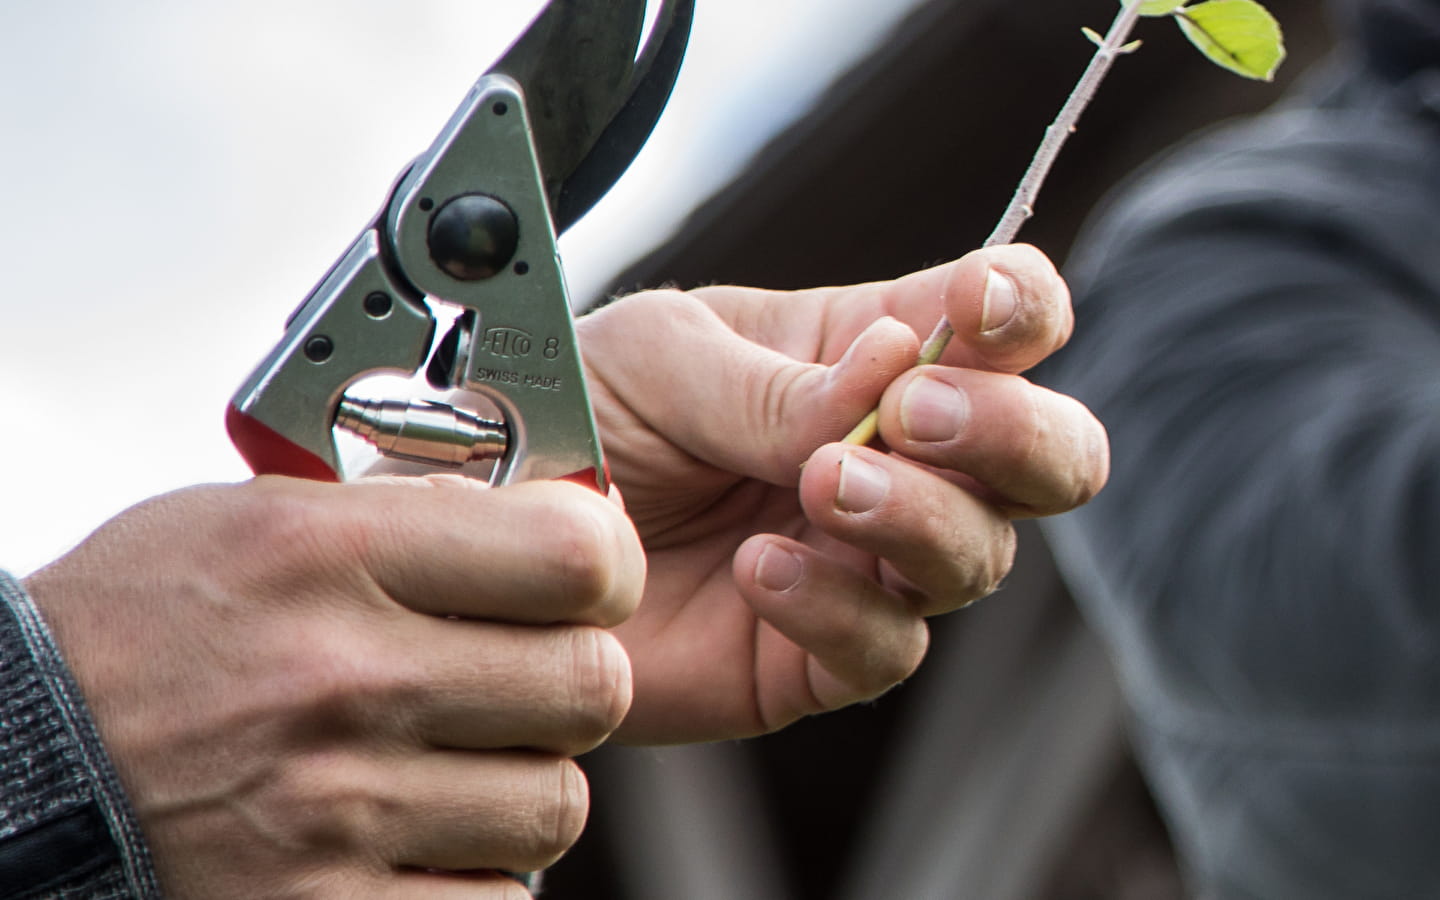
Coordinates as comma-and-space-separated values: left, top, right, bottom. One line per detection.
304, 335, 334, 363
363, 292, 393, 318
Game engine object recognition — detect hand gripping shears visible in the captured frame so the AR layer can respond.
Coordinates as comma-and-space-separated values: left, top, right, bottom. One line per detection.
227, 0, 694, 492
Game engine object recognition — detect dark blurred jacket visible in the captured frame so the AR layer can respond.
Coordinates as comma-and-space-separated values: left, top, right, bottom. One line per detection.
1040, 0, 1440, 896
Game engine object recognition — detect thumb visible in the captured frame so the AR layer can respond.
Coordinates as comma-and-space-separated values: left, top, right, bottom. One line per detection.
793, 315, 921, 463
583, 291, 918, 485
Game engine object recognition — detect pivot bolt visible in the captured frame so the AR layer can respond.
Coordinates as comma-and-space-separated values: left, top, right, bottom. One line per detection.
427, 193, 519, 281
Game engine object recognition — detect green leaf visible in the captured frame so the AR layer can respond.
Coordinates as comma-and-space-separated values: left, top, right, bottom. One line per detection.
1175, 0, 1286, 81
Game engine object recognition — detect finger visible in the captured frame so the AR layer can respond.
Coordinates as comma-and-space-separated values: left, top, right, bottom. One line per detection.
582, 290, 920, 483
262, 615, 630, 755
925, 243, 1074, 374
279, 748, 587, 876
392, 619, 632, 755
242, 476, 645, 626
797, 444, 1018, 614
689, 244, 1070, 375
380, 751, 588, 874
385, 871, 533, 900
876, 367, 1110, 516
734, 535, 928, 726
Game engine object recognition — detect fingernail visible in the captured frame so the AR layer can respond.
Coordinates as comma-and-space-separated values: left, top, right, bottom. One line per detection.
837, 452, 890, 513
901, 376, 969, 443
756, 545, 803, 592
981, 268, 1019, 333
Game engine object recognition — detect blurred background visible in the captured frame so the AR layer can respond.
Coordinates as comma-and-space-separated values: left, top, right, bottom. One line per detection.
0, 1, 1332, 896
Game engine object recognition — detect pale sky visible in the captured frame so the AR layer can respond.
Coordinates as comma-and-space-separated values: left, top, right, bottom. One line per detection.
0, 1, 927, 575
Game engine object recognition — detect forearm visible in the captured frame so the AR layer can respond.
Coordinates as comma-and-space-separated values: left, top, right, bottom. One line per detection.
0, 571, 159, 900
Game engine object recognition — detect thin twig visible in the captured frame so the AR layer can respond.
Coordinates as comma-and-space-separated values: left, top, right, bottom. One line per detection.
842, 1, 1146, 446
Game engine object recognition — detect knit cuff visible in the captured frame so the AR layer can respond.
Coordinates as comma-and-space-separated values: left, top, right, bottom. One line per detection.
0, 570, 161, 899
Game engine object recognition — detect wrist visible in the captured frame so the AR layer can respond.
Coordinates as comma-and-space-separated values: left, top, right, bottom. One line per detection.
0, 570, 161, 899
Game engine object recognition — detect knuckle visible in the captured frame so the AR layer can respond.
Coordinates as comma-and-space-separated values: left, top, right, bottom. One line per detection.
493, 882, 536, 900
986, 381, 1097, 517
558, 628, 633, 749
285, 870, 372, 900
1034, 391, 1110, 514
227, 480, 370, 586
951, 519, 1017, 607
1053, 272, 1077, 351
496, 884, 535, 900
1067, 406, 1111, 509
628, 285, 694, 308
996, 520, 1019, 582
526, 759, 590, 868
1018, 379, 1049, 456
986, 522, 1020, 597
547, 493, 638, 624
259, 753, 389, 864
224, 483, 312, 559
553, 503, 617, 604
1087, 416, 1113, 500
684, 284, 738, 308
865, 619, 930, 694
611, 288, 713, 336
282, 622, 403, 733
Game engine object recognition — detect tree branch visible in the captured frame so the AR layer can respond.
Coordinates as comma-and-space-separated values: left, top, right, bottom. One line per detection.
842, 1, 1146, 446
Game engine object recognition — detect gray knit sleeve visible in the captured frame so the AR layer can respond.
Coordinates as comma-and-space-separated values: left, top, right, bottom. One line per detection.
0, 571, 161, 899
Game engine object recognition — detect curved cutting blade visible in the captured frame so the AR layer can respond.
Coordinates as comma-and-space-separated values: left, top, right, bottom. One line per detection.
489, 0, 695, 232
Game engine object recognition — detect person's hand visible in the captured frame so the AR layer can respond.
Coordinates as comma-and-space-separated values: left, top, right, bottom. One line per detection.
25, 475, 644, 898
577, 243, 1107, 744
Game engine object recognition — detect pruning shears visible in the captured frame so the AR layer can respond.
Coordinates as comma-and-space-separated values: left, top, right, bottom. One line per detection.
227, 0, 694, 492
